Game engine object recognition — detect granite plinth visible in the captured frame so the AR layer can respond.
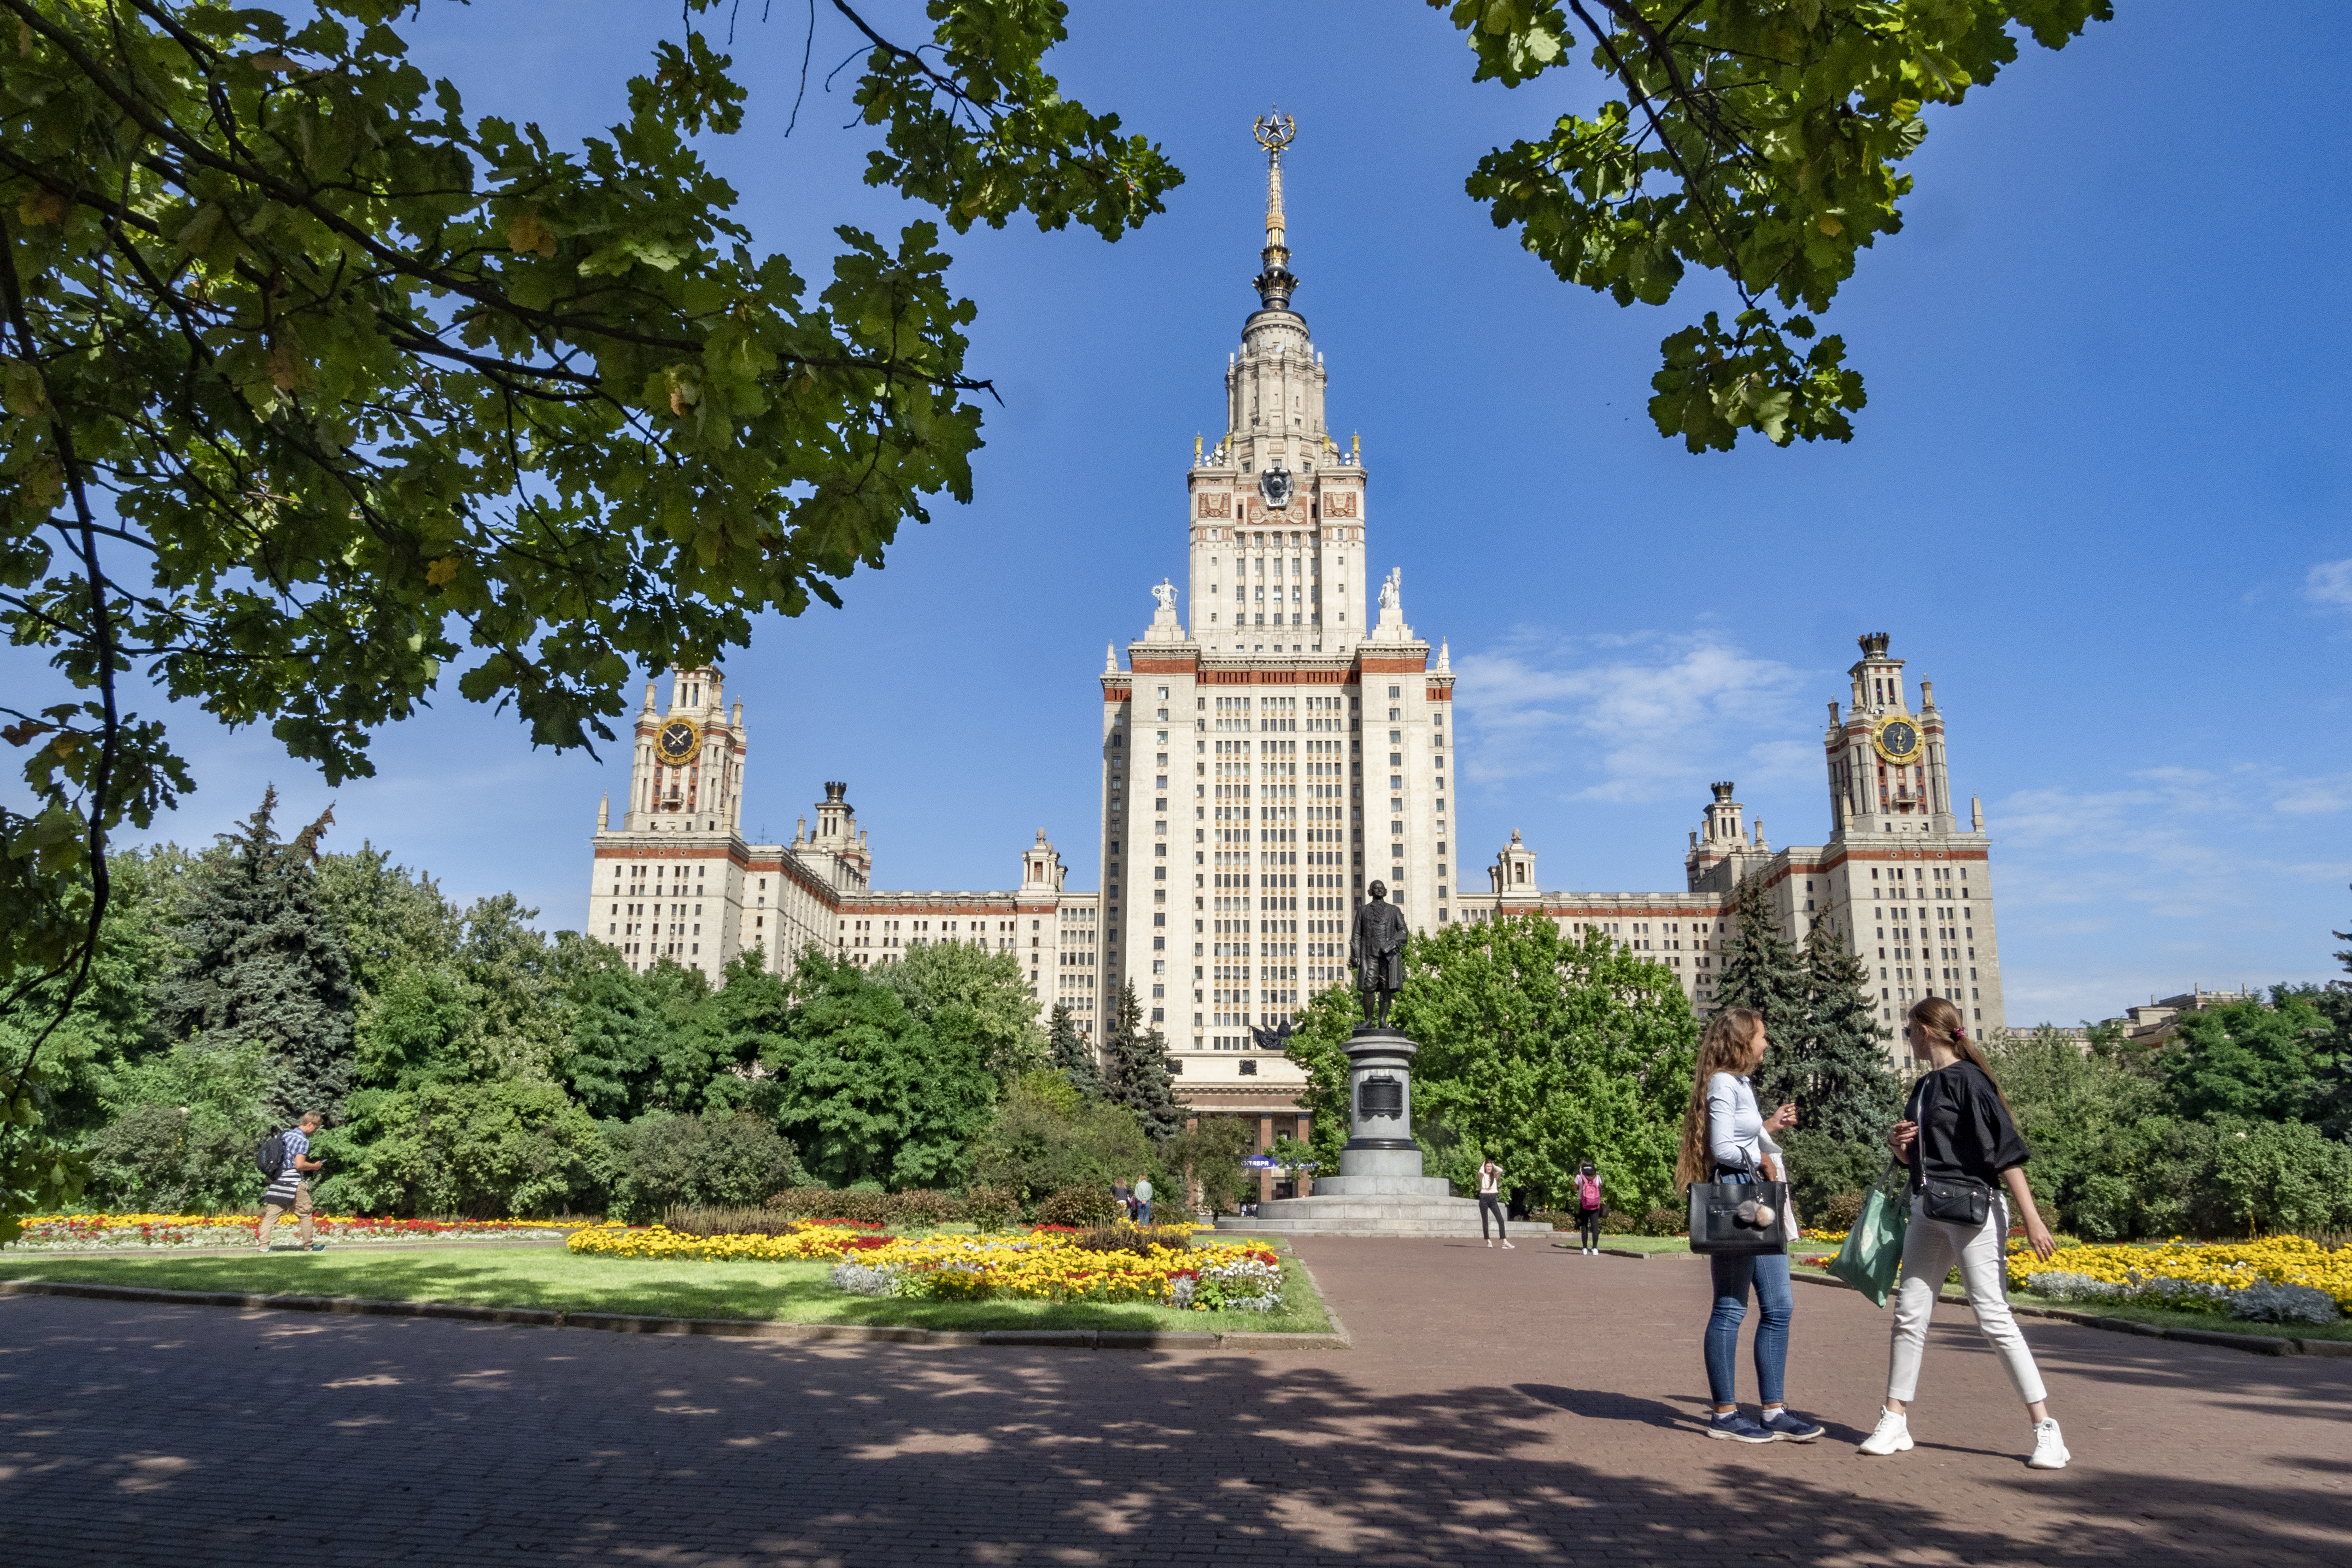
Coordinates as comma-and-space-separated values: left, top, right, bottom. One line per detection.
1219, 1193, 1550, 1238
1304, 1174, 1454, 1197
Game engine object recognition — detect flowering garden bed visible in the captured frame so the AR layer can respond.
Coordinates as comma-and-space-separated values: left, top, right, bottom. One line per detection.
1791, 1232, 2352, 1341
0, 1225, 1333, 1335
568, 1222, 1293, 1313
12, 1213, 576, 1251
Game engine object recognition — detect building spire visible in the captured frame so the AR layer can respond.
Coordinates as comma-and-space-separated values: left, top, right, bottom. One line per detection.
1252, 108, 1298, 312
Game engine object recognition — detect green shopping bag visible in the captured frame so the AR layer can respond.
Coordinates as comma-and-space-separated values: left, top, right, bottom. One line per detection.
1826, 1169, 1909, 1308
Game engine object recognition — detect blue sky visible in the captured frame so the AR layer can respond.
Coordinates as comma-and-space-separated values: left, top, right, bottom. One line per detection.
9, 2, 2348, 1027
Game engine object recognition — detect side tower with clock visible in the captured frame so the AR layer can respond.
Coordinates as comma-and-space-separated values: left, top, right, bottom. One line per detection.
588, 665, 754, 985
1812, 632, 2005, 1045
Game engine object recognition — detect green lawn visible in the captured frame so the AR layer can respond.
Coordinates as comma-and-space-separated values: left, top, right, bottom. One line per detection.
0, 1246, 1335, 1336
1577, 1235, 1692, 1253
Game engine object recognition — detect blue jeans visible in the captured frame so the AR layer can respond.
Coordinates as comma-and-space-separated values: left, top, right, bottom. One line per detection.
1705, 1250, 1793, 1406
1137, 1200, 1151, 1224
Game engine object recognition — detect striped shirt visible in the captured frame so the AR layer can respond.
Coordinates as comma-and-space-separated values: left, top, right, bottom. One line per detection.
263, 1128, 310, 1205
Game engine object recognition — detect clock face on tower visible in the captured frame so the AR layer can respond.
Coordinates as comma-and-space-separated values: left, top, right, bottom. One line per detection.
1258, 464, 1293, 510
657, 720, 700, 763
1873, 717, 1921, 765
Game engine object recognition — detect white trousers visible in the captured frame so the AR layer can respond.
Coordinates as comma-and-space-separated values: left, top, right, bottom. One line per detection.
1886, 1194, 2047, 1407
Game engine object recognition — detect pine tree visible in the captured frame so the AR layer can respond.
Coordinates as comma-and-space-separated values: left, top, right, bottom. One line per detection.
1099, 981, 1182, 1141
1788, 917, 1901, 1143
1047, 1003, 1101, 1097
1716, 869, 1810, 1066
153, 787, 356, 1122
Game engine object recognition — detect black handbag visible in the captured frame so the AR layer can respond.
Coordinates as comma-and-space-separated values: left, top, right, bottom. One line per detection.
1913, 1071, 1992, 1226
1687, 1173, 1791, 1257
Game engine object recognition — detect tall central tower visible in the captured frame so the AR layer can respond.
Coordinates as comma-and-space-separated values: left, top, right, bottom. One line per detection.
1099, 119, 1456, 1114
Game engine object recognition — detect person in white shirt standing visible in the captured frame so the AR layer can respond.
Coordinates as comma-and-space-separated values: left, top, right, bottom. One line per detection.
1477, 1156, 1513, 1249
257, 1112, 326, 1253
1674, 1009, 1822, 1444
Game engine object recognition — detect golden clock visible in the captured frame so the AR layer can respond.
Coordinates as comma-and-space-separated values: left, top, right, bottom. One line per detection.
656, 720, 700, 763
1873, 715, 1922, 765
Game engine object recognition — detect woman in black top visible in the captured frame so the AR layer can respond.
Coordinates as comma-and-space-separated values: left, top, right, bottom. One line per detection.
1857, 997, 2069, 1471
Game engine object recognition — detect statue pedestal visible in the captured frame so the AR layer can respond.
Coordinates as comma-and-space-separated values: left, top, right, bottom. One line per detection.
1215, 1024, 1549, 1238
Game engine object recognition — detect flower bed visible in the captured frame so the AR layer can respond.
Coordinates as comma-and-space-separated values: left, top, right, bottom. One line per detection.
2010, 1236, 2350, 1321
828, 1230, 1281, 1308
575, 1220, 1278, 1309
12, 1213, 574, 1251
566, 1220, 891, 1263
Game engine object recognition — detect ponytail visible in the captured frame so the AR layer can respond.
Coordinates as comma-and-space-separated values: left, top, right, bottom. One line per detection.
1908, 995, 2012, 1116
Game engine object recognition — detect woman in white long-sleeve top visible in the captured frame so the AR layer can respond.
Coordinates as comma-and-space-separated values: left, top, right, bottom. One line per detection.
1673, 1007, 1824, 1444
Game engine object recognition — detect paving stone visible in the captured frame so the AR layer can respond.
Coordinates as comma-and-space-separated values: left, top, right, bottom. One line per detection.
2, 1235, 2345, 1567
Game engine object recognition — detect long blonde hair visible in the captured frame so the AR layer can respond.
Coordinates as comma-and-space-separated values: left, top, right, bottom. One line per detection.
1907, 995, 2013, 1115
1676, 1007, 1763, 1188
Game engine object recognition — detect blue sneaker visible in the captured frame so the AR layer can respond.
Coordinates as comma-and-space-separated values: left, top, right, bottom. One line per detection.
1705, 1410, 1776, 1444
1761, 1409, 1825, 1442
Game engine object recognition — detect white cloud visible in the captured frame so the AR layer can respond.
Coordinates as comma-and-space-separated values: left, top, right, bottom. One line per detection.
2307, 558, 2352, 608
1453, 629, 1812, 804
1986, 761, 2352, 1021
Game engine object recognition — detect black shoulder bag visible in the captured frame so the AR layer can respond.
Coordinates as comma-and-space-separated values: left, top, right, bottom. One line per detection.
1914, 1069, 1992, 1228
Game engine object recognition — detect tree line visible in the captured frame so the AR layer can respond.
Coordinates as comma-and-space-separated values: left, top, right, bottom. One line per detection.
1283, 870, 2352, 1239
2, 790, 1214, 1224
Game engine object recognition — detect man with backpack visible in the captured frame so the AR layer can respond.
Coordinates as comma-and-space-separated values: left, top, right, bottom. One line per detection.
257, 1112, 327, 1252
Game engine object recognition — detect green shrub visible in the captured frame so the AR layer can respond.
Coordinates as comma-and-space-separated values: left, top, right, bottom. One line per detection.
967, 1077, 1158, 1204
1596, 1206, 1644, 1235
1641, 1204, 1687, 1235
761, 1185, 969, 1228
313, 1079, 608, 1218
1817, 1190, 1867, 1232
84, 1103, 264, 1213
1071, 1223, 1194, 1255
1036, 1184, 1122, 1227
961, 1185, 1021, 1229
2212, 1118, 2352, 1235
1778, 1130, 1885, 1223
602, 1112, 806, 1224
82, 1040, 280, 1211
662, 1206, 801, 1239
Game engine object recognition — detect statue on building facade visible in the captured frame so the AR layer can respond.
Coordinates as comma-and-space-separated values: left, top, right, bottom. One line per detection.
1379, 568, 1401, 616
1350, 879, 1408, 1029
1151, 578, 1178, 615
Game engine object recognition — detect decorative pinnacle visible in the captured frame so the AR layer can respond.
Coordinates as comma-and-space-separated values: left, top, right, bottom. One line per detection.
1252, 107, 1299, 312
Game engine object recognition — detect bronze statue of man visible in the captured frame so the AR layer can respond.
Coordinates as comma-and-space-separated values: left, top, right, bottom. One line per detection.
1349, 879, 1408, 1028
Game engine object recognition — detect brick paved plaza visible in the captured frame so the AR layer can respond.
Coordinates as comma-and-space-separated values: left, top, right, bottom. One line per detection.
3, 1237, 2346, 1566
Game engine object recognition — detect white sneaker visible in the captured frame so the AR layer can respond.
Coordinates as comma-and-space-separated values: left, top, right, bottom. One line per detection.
1858, 1408, 1913, 1456
1486, 1240, 1494, 1248
2028, 1418, 2070, 1470
1502, 1240, 1515, 1250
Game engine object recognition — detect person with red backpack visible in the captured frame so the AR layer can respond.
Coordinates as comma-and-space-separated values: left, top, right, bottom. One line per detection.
1573, 1161, 1604, 1255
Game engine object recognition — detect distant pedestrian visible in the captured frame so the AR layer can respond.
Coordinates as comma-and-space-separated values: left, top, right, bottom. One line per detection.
1477, 1156, 1512, 1248
1861, 996, 2067, 1470
1676, 1008, 1822, 1444
1133, 1175, 1154, 1225
258, 1112, 327, 1253
1111, 1177, 1131, 1221
1574, 1161, 1604, 1255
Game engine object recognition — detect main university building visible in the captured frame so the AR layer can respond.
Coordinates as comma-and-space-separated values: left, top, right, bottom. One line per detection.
583, 132, 2008, 1144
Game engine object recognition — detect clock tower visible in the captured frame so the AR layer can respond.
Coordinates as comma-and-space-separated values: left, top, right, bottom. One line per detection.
617, 666, 746, 836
